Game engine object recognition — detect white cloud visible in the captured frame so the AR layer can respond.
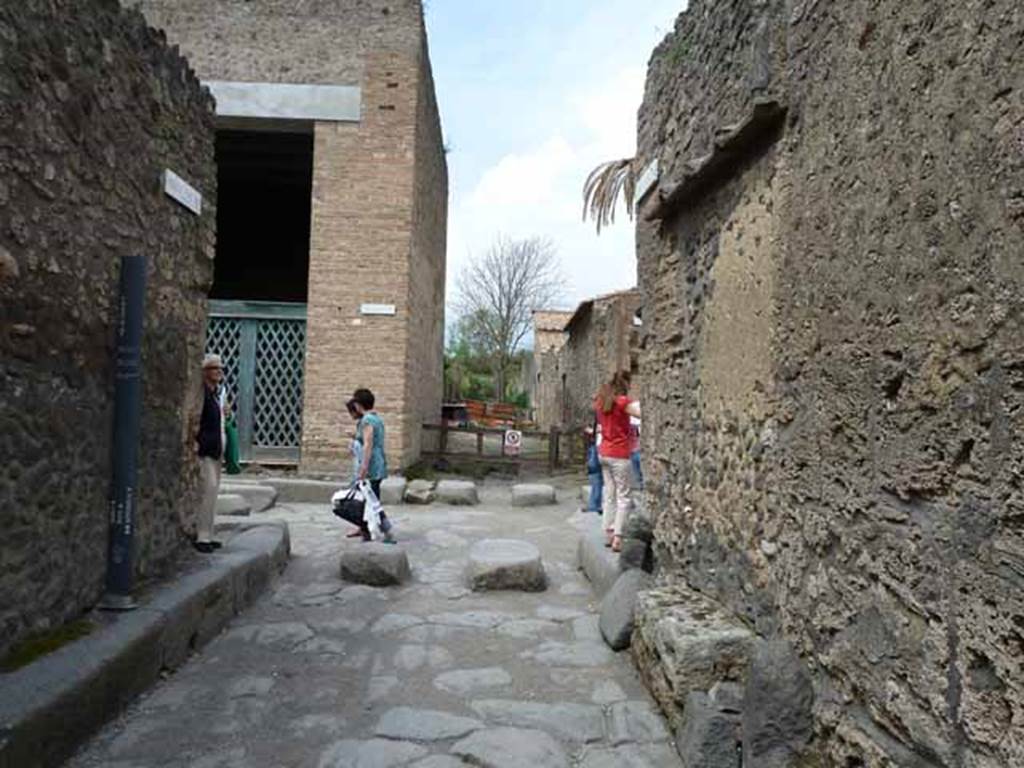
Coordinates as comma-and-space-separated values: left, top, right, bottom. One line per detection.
447, 64, 645, 314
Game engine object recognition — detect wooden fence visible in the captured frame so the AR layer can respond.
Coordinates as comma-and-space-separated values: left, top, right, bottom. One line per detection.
421, 423, 585, 474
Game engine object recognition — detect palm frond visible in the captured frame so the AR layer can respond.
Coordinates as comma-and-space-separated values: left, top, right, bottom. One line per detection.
582, 158, 637, 234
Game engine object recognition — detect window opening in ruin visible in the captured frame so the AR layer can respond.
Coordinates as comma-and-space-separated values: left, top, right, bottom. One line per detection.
212, 129, 313, 303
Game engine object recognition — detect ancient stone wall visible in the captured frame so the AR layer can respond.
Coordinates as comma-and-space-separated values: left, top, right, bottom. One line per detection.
562, 290, 642, 430
636, 1, 1024, 765
0, 0, 216, 656
532, 310, 572, 429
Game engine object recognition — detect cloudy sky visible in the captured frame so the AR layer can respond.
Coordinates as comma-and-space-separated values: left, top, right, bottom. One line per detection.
425, 1, 684, 314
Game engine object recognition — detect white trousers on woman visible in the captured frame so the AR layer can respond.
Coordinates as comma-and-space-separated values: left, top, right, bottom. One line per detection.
600, 456, 632, 536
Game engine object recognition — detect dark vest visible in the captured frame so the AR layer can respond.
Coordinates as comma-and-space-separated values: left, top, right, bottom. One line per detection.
197, 386, 222, 459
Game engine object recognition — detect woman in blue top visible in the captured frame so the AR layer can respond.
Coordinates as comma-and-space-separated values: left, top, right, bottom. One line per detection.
352, 388, 387, 493
352, 388, 393, 541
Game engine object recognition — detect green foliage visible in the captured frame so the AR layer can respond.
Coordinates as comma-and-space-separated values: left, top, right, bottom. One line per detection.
445, 318, 533, 405
506, 388, 530, 409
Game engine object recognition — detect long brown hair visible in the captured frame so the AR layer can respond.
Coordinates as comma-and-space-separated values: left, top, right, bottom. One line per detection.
596, 370, 631, 413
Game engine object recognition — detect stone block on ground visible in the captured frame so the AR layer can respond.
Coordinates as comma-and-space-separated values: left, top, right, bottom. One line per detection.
404, 478, 436, 504
435, 479, 479, 505
577, 523, 619, 597
599, 570, 652, 651
511, 483, 556, 507
339, 544, 411, 587
219, 482, 277, 512
466, 539, 546, 592
631, 584, 755, 733
379, 476, 407, 505
215, 493, 251, 517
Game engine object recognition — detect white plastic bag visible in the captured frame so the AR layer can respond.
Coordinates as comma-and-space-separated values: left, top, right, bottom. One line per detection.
358, 480, 384, 540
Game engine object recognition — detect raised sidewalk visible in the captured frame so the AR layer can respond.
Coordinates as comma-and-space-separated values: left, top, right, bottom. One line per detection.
0, 523, 289, 768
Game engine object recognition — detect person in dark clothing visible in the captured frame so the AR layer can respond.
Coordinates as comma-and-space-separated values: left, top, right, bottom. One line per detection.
195, 354, 226, 553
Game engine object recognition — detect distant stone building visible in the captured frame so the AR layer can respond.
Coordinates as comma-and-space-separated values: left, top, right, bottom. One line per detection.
532, 290, 641, 430
633, 1, 1024, 765
531, 309, 573, 428
134, 0, 448, 472
0, 1, 216, 657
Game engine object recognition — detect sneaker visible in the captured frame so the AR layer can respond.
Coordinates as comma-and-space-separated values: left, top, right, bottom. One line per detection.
194, 541, 216, 554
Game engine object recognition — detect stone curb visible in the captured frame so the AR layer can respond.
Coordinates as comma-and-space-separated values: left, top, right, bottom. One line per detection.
0, 523, 290, 768
577, 521, 620, 598
262, 477, 339, 504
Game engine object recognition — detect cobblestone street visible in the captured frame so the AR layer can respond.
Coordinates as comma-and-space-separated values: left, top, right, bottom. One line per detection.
67, 480, 679, 768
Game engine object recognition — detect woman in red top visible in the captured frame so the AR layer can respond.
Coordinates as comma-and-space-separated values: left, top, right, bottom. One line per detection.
594, 371, 641, 552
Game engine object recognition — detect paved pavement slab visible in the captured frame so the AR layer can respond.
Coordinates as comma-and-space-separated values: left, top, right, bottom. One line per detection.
67, 477, 681, 768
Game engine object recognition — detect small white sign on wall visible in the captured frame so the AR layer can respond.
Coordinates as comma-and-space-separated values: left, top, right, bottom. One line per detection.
360, 303, 397, 316
634, 159, 659, 207
162, 169, 202, 215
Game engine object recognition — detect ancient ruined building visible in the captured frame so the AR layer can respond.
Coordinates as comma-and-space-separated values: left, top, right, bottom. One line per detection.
133, 0, 448, 472
633, 1, 1024, 766
0, 1, 216, 656
533, 290, 642, 430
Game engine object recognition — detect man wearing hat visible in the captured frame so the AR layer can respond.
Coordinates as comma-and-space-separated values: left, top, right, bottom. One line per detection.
195, 354, 226, 553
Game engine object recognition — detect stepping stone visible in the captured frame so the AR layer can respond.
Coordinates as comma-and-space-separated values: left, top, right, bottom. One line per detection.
375, 707, 482, 741
451, 727, 569, 768
599, 570, 652, 651
404, 478, 436, 504
339, 544, 411, 586
435, 479, 479, 505
380, 476, 407, 505
216, 493, 251, 517
511, 484, 557, 507
466, 539, 546, 592
220, 482, 277, 512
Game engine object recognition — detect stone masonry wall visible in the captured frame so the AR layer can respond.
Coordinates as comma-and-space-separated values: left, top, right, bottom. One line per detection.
636, 1, 1024, 766
0, 0, 216, 656
562, 290, 642, 430
532, 310, 571, 429
404, 40, 448, 458
135, 0, 446, 473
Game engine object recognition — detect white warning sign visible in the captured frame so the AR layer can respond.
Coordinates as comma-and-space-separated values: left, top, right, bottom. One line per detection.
504, 429, 522, 456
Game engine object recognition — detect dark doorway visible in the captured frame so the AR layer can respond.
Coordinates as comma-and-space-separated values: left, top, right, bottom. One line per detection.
212, 129, 313, 302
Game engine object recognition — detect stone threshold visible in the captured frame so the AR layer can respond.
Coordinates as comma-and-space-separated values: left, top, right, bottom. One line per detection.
0, 524, 290, 768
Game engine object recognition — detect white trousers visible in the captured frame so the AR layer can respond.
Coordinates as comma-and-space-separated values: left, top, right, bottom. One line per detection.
198, 456, 221, 543
600, 456, 632, 536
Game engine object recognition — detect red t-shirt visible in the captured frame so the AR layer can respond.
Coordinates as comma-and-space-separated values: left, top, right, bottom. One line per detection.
595, 395, 633, 459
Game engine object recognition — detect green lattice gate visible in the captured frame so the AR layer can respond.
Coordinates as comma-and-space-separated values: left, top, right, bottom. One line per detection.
206, 300, 307, 463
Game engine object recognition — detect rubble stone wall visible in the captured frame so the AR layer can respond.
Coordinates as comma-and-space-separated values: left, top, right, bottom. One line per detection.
636, 1, 1024, 765
0, 0, 216, 656
562, 291, 642, 430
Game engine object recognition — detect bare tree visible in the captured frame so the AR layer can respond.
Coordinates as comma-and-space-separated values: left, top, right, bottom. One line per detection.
455, 235, 565, 401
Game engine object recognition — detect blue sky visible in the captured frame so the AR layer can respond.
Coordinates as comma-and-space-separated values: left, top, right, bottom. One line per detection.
424, 1, 685, 312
